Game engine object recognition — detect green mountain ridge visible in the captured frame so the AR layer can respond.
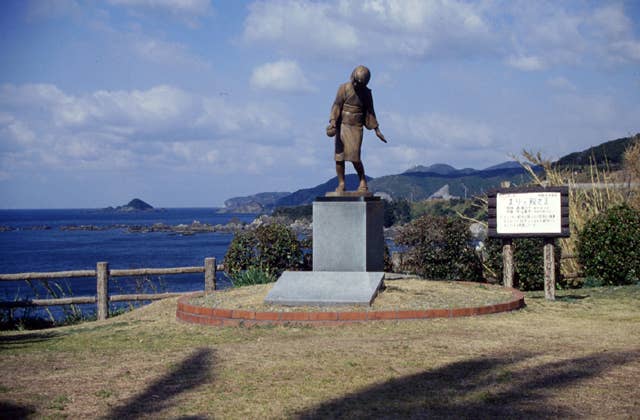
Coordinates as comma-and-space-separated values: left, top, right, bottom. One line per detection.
368, 166, 540, 201
555, 133, 639, 168
219, 134, 639, 212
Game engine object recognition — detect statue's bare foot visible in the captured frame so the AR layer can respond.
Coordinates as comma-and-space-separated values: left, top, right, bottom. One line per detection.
335, 183, 345, 193
357, 181, 368, 192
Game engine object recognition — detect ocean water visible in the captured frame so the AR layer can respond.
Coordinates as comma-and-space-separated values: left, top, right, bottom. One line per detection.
0, 208, 257, 319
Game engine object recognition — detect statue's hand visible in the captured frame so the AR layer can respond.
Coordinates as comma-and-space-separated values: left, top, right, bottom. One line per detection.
375, 127, 387, 143
326, 123, 337, 138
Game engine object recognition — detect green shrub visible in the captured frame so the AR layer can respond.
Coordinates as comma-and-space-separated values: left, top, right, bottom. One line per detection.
383, 199, 411, 227
224, 223, 304, 283
582, 276, 605, 288
272, 204, 312, 221
231, 266, 277, 287
577, 204, 640, 286
394, 215, 483, 280
484, 238, 562, 291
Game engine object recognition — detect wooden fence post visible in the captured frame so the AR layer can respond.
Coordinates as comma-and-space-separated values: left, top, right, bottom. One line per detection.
502, 239, 514, 288
544, 238, 556, 300
204, 257, 216, 293
96, 262, 109, 320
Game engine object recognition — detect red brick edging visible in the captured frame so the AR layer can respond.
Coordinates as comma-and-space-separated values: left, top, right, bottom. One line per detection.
176, 283, 526, 327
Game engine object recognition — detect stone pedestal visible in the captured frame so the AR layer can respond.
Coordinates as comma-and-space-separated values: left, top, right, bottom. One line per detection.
313, 196, 384, 272
264, 196, 385, 307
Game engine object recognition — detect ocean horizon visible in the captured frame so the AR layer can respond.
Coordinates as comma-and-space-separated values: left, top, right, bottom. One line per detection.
0, 208, 258, 320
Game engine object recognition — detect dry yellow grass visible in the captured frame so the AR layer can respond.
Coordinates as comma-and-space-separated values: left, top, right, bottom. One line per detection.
1, 285, 639, 418
518, 142, 640, 283
190, 278, 515, 312
623, 137, 640, 208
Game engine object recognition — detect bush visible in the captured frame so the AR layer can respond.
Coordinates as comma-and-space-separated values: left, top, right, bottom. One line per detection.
224, 223, 305, 284
383, 199, 411, 227
578, 204, 640, 286
394, 215, 483, 280
484, 238, 562, 291
272, 204, 312, 221
230, 266, 277, 287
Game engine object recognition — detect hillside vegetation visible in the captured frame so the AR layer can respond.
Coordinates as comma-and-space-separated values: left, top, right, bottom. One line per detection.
220, 134, 640, 212
555, 133, 639, 169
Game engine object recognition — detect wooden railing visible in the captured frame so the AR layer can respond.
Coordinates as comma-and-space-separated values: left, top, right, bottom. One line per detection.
0, 257, 222, 320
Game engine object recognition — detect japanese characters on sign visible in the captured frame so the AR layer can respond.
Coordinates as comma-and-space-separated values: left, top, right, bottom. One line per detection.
496, 192, 561, 235
488, 186, 569, 238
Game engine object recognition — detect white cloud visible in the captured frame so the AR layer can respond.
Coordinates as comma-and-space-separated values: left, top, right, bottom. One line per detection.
111, 0, 210, 13
0, 114, 37, 147
250, 60, 315, 93
244, 0, 492, 59
129, 36, 211, 69
107, 0, 212, 25
386, 111, 495, 149
196, 97, 292, 136
506, 55, 546, 71
551, 93, 617, 127
356, 110, 505, 175
354, 0, 490, 41
89, 17, 212, 71
244, 0, 640, 68
502, 2, 640, 69
244, 0, 358, 55
0, 84, 293, 173
589, 4, 632, 39
546, 76, 576, 91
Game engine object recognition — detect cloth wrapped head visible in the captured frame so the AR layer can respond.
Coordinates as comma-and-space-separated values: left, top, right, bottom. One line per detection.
351, 65, 371, 88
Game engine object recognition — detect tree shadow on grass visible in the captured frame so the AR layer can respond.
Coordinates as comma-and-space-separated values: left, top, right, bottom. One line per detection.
0, 331, 61, 351
297, 349, 639, 419
0, 401, 35, 419
107, 348, 215, 419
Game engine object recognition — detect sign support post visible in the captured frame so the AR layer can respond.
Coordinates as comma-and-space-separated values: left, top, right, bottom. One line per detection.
488, 186, 570, 300
543, 238, 556, 300
502, 239, 514, 288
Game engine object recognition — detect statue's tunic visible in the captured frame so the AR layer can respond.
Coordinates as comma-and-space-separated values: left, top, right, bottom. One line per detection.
329, 81, 379, 162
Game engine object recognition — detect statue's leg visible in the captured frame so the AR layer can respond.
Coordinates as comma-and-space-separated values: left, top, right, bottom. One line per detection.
353, 161, 368, 192
335, 161, 346, 192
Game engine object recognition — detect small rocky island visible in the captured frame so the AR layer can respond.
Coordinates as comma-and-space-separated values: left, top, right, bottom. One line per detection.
103, 198, 155, 212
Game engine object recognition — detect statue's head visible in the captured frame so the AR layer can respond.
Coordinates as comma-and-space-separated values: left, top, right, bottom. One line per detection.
351, 65, 371, 89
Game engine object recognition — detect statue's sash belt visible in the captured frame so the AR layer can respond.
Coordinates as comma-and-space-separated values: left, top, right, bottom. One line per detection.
341, 110, 364, 127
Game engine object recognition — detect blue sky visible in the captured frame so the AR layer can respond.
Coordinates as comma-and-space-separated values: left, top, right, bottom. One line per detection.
1, 0, 639, 208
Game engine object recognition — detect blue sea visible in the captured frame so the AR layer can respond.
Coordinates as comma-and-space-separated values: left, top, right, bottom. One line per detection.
0, 208, 258, 320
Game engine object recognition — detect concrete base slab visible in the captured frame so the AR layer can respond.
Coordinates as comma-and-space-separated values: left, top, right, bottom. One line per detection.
264, 271, 384, 306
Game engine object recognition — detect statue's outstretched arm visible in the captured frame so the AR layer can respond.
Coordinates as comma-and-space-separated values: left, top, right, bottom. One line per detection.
375, 127, 387, 143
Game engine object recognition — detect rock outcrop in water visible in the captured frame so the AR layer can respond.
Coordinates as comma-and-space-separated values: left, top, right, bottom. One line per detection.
54, 217, 313, 236
103, 198, 155, 212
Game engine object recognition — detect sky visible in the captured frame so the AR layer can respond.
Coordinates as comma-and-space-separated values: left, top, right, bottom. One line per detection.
0, 0, 639, 209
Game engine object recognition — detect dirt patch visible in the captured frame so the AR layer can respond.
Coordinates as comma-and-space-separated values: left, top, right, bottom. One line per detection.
189, 278, 514, 312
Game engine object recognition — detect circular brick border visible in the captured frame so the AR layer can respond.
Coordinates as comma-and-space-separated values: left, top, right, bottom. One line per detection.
176, 282, 526, 327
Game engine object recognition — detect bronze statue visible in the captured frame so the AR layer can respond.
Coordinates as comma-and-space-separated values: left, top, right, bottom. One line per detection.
326, 65, 387, 193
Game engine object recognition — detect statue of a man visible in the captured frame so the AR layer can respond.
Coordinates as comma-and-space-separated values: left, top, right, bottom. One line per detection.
326, 65, 387, 193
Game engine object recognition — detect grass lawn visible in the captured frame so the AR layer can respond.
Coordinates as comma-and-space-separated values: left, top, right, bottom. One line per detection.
190, 277, 517, 311
1, 284, 639, 418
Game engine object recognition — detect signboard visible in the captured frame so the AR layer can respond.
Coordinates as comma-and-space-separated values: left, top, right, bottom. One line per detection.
488, 186, 569, 238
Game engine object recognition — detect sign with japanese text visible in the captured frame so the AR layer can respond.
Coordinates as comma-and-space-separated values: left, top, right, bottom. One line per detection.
488, 187, 569, 238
